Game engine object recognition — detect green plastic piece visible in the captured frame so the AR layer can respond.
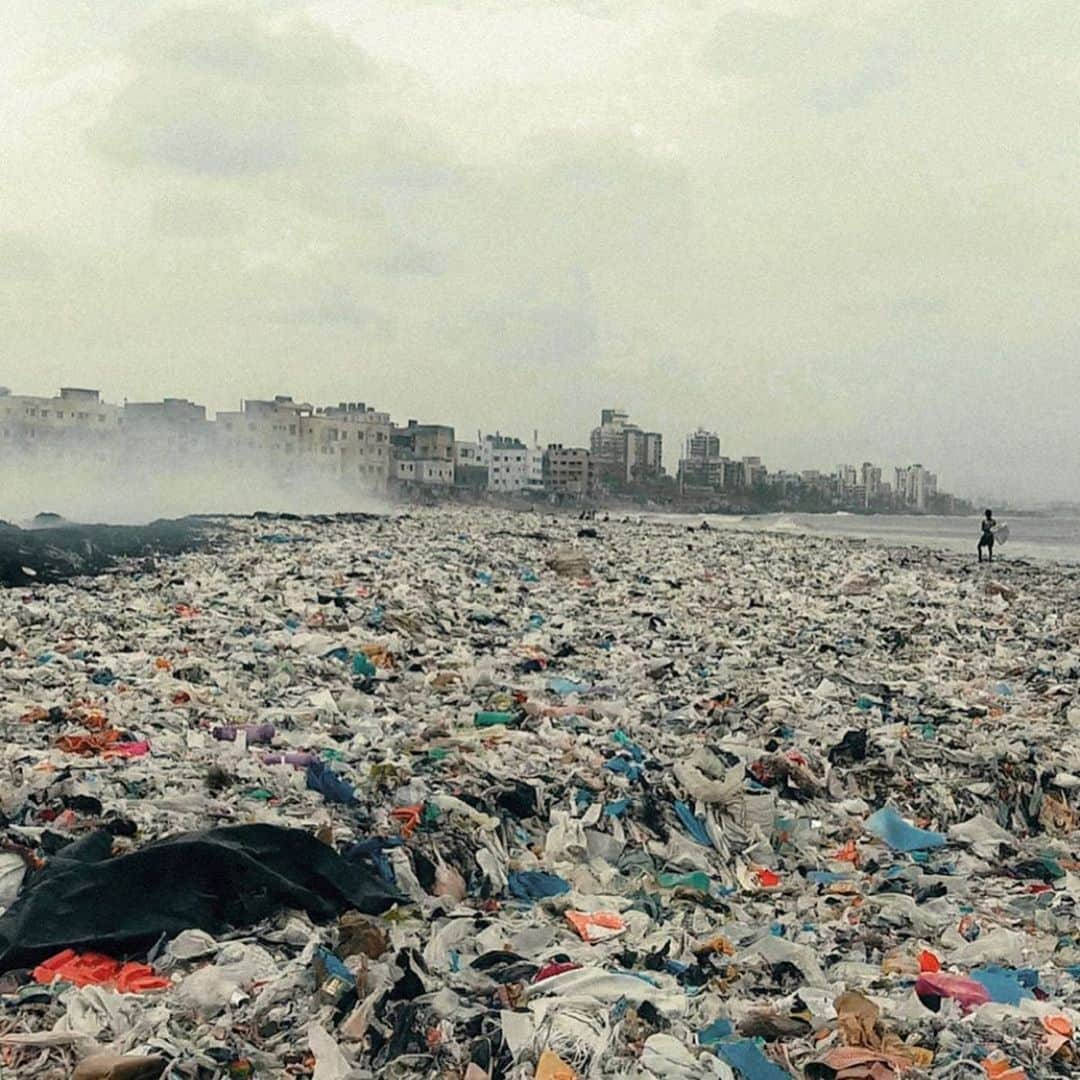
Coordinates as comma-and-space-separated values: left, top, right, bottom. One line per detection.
658, 870, 710, 892
353, 653, 377, 678
474, 711, 514, 727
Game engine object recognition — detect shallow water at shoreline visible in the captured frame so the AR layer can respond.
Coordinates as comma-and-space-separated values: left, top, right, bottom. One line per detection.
640, 510, 1080, 565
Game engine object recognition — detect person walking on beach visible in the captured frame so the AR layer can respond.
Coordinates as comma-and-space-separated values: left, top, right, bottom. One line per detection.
978, 509, 997, 563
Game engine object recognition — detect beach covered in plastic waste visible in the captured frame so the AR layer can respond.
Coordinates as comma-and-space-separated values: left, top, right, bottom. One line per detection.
1, 507, 1080, 1079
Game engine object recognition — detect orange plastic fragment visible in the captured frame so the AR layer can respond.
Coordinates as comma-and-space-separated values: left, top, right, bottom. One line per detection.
115, 962, 171, 993
55, 729, 121, 756
833, 840, 859, 864
565, 910, 626, 943
919, 950, 941, 973
982, 1054, 1027, 1079
699, 935, 735, 956
33, 949, 169, 993
536, 1050, 578, 1080
390, 804, 423, 838
1043, 1015, 1073, 1038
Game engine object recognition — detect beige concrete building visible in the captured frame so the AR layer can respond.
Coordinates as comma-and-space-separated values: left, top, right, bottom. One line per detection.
214, 396, 308, 462
0, 387, 122, 464
300, 402, 392, 489
543, 444, 594, 498
123, 398, 212, 459
213, 396, 392, 490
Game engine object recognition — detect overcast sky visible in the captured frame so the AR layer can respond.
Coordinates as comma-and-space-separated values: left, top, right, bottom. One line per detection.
3, 1, 1078, 502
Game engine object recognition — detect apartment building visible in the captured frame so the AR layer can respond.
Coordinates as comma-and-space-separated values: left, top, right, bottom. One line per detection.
543, 444, 594, 498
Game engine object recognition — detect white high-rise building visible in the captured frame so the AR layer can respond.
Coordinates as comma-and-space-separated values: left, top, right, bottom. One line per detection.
481, 433, 544, 493
894, 464, 938, 511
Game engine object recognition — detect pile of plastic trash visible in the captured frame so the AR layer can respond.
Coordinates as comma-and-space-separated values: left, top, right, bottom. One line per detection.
1, 507, 1079, 1079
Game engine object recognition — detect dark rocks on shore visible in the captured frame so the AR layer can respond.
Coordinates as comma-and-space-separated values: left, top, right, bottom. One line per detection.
0, 518, 210, 587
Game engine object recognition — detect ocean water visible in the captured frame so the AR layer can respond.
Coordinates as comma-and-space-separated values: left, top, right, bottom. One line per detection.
648, 511, 1080, 565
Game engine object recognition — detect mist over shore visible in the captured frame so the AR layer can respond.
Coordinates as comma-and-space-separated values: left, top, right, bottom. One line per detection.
0, 450, 388, 525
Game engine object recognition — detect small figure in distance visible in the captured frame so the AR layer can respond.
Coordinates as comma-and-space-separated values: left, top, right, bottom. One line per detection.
978, 508, 997, 563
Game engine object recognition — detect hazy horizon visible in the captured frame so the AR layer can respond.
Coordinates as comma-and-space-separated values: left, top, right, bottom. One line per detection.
3, 2, 1079, 504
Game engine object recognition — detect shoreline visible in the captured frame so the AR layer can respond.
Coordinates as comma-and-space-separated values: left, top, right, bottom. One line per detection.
4, 504, 1076, 586
409, 500, 1080, 570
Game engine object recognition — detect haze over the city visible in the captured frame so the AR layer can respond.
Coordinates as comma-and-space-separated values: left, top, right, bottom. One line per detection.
3, 1, 1078, 504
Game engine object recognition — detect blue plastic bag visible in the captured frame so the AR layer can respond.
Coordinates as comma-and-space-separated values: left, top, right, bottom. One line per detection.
715, 1039, 790, 1080
507, 870, 570, 901
970, 965, 1035, 1005
698, 1019, 733, 1046
675, 801, 711, 846
306, 759, 356, 804
865, 806, 946, 852
548, 676, 588, 696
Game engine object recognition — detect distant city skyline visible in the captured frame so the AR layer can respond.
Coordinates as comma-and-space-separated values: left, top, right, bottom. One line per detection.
0, 377, 1019, 506
1, 382, 981, 509
0, 372, 1051, 507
